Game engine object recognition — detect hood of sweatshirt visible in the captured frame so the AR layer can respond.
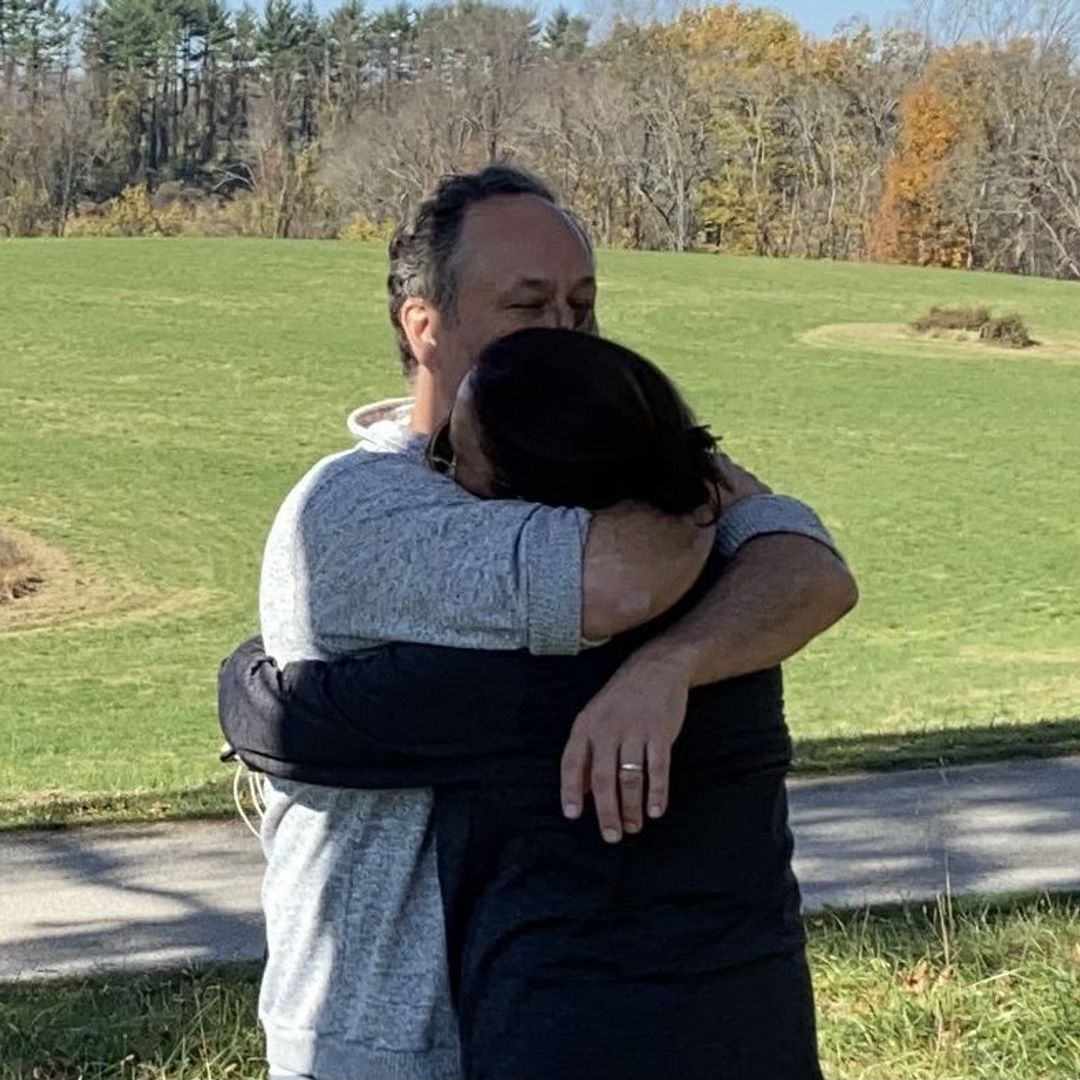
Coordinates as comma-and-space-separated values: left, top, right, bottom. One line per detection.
345, 397, 421, 455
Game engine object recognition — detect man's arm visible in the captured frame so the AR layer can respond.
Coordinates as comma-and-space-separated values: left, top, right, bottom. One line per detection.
264, 448, 853, 836
280, 453, 712, 663
561, 532, 858, 842
582, 505, 714, 640
580, 448, 781, 638
229, 502, 849, 832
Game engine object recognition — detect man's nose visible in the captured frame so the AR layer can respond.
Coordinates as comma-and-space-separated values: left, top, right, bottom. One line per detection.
551, 301, 574, 330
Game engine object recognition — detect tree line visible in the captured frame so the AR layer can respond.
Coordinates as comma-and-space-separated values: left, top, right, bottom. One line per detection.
2, 0, 1079, 278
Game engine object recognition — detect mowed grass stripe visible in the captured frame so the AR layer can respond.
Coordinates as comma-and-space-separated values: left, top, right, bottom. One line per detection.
1, 239, 1078, 822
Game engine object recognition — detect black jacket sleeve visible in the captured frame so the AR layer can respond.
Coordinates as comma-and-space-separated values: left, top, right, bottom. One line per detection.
219, 636, 548, 788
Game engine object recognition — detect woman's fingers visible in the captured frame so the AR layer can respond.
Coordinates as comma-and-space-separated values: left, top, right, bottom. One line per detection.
591, 739, 624, 843
714, 451, 771, 501
617, 740, 648, 835
646, 739, 671, 820
560, 730, 591, 820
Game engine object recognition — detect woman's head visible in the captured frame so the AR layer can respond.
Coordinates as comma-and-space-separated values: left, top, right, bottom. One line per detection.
429, 328, 722, 516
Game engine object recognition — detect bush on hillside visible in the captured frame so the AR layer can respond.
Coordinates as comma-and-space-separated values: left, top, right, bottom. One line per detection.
979, 313, 1036, 348
339, 213, 395, 242
911, 305, 1036, 348
66, 186, 161, 237
63, 180, 344, 240
911, 306, 992, 333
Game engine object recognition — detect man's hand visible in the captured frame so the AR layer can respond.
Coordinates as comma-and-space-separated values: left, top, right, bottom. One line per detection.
560, 645, 692, 843
714, 451, 771, 507
562, 532, 857, 842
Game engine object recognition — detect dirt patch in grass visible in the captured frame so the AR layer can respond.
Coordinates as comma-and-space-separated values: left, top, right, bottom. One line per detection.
802, 322, 1080, 365
0, 525, 118, 633
0, 524, 213, 635
0, 531, 44, 604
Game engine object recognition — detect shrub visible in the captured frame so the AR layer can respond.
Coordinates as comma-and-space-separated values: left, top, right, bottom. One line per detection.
911, 306, 992, 333
216, 194, 279, 237
980, 313, 1035, 348
65, 185, 161, 237
910, 306, 1036, 349
154, 202, 192, 237
0, 177, 54, 237
105, 185, 162, 236
63, 210, 115, 237
339, 213, 394, 242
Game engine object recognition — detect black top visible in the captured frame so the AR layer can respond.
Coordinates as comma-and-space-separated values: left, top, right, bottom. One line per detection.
218, 553, 821, 1079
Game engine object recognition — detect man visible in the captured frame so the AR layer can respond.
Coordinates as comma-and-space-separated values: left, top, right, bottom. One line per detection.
247, 165, 856, 1080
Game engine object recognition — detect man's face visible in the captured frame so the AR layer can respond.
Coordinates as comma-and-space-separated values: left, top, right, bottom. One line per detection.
435, 194, 597, 401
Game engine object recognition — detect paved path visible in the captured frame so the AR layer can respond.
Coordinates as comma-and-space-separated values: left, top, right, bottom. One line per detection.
3, 756, 1079, 983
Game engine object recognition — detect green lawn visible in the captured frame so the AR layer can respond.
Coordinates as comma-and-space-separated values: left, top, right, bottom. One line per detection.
1, 239, 1078, 825
4, 894, 1079, 1079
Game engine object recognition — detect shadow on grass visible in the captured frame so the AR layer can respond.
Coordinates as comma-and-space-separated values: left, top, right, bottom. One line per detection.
794, 716, 1080, 775
1, 719, 1078, 831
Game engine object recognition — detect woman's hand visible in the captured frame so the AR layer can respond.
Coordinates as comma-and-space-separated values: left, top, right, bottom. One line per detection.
560, 643, 693, 842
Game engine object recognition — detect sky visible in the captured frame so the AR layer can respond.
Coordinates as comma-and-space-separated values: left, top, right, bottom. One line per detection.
767, 0, 901, 36
349, 0, 909, 38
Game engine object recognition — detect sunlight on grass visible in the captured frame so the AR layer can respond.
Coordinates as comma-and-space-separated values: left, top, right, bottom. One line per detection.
1, 240, 1078, 823
3, 894, 1078, 1079
810, 894, 1080, 1079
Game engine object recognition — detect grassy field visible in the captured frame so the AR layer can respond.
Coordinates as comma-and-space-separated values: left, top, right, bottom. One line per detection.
3, 893, 1079, 1079
1, 239, 1078, 825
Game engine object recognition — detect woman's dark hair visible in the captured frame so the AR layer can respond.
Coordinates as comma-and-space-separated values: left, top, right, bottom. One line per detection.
464, 328, 723, 516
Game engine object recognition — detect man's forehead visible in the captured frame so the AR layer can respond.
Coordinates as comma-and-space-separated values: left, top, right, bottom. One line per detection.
456, 196, 594, 282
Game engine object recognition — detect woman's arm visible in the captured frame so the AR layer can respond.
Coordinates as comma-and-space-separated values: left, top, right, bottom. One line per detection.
219, 637, 545, 788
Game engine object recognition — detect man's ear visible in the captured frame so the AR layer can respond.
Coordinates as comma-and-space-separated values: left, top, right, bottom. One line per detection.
400, 297, 442, 372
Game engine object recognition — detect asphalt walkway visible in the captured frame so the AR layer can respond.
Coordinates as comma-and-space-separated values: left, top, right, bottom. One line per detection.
3, 756, 1078, 982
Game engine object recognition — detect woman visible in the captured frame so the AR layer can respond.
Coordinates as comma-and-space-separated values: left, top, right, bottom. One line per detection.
426, 327, 724, 520
221, 328, 824, 1079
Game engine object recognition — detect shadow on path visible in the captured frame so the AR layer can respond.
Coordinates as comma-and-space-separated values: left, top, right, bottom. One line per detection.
0, 820, 265, 980
792, 755, 1080, 911
4, 757, 1080, 980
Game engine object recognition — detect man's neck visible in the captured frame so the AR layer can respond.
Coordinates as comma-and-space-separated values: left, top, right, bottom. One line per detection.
409, 370, 452, 437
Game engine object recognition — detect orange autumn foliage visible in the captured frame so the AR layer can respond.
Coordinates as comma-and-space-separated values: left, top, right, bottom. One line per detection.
872, 49, 986, 269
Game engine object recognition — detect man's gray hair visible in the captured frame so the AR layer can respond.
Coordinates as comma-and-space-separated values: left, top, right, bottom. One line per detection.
387, 165, 585, 377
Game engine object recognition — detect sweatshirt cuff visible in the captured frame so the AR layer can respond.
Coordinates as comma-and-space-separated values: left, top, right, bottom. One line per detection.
519, 505, 591, 656
714, 494, 842, 561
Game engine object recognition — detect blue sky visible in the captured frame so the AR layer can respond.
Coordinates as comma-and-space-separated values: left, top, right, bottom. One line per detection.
767, 0, 901, 36
298, 0, 907, 39
347, 0, 907, 37
302, 0, 907, 38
